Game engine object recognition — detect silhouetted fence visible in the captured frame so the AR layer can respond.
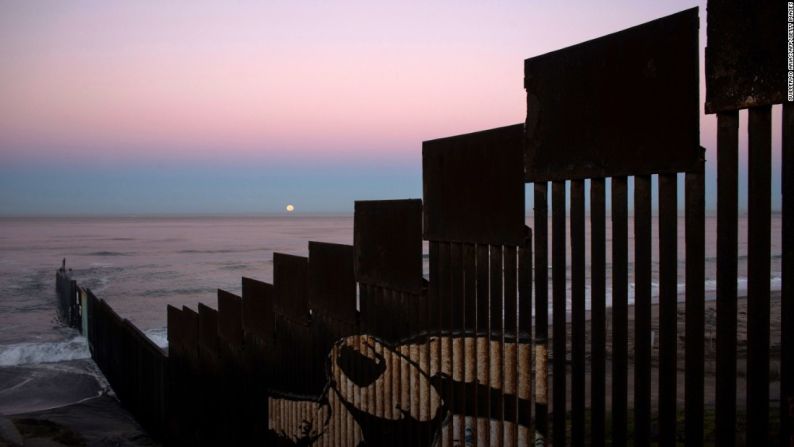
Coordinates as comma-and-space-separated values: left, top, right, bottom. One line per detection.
525, 8, 702, 447
706, 3, 791, 446
56, 268, 169, 439
55, 262, 82, 330
54, 2, 790, 446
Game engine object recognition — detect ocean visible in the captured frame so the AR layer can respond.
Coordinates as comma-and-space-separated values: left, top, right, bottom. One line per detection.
0, 214, 783, 369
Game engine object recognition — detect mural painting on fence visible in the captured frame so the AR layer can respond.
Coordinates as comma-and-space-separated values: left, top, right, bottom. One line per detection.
267, 334, 532, 446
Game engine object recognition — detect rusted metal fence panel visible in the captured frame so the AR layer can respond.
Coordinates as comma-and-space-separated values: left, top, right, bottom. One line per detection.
351, 199, 428, 445
124, 319, 168, 439
422, 124, 525, 245
166, 305, 186, 444
272, 251, 314, 402
181, 306, 200, 446
241, 277, 274, 340
705, 1, 787, 113
354, 199, 423, 293
217, 289, 244, 445
524, 8, 699, 182
308, 242, 356, 322
218, 289, 243, 346
197, 303, 220, 447
308, 241, 357, 397
240, 277, 273, 444
274, 252, 310, 322
307, 241, 359, 446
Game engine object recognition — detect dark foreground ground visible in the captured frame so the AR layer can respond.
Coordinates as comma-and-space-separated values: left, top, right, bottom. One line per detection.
0, 360, 157, 447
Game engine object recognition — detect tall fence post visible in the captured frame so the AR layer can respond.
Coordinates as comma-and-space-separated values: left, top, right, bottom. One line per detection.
423, 124, 526, 447
524, 8, 700, 445
706, 1, 788, 444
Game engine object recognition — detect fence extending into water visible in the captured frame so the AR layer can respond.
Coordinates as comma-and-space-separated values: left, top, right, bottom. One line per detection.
55, 2, 791, 446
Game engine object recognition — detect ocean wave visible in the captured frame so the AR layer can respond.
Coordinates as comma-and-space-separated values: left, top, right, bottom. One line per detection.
141, 287, 210, 298
0, 336, 90, 367
0, 327, 168, 367
83, 251, 131, 257
145, 327, 169, 349
177, 248, 264, 254
219, 263, 249, 271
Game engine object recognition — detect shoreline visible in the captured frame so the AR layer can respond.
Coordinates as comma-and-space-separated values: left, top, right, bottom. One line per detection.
0, 359, 157, 446
552, 291, 783, 375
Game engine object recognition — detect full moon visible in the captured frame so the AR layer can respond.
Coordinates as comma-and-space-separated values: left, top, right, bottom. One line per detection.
286, 204, 295, 212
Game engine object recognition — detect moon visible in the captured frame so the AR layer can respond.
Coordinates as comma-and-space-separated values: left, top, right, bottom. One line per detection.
286, 204, 295, 212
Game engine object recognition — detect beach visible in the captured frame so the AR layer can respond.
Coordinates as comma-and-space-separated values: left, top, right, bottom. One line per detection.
0, 360, 157, 446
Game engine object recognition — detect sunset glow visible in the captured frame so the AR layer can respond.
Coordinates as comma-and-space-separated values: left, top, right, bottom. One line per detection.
1, 0, 766, 214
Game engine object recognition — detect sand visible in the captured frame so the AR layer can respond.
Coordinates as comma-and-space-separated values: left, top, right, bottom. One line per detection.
0, 360, 158, 447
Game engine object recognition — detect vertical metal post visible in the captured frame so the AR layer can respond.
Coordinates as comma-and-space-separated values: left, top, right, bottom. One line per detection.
633, 175, 652, 447
504, 245, 519, 447
571, 179, 586, 447
551, 180, 567, 447
612, 176, 629, 447
685, 161, 705, 446
476, 244, 491, 447
490, 245, 505, 447
716, 110, 739, 446
782, 102, 794, 447
534, 182, 549, 446
518, 229, 533, 446
590, 178, 607, 447
746, 105, 771, 443
658, 173, 678, 446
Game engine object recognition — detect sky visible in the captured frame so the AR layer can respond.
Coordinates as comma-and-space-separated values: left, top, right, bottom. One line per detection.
0, 0, 783, 215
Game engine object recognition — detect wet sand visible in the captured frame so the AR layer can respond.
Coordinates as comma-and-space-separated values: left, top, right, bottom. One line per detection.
10, 396, 159, 447
542, 292, 783, 444
551, 292, 784, 379
0, 360, 158, 447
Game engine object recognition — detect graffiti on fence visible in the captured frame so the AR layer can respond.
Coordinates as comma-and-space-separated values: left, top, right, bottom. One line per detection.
268, 334, 531, 446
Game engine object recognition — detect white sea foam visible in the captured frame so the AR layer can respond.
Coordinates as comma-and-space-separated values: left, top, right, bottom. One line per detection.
0, 326, 168, 367
145, 327, 169, 349
0, 336, 90, 367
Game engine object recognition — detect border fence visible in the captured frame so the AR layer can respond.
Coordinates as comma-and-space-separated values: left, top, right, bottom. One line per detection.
54, 2, 790, 446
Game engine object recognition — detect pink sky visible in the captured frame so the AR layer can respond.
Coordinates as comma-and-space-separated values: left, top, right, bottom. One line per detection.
1, 1, 707, 166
